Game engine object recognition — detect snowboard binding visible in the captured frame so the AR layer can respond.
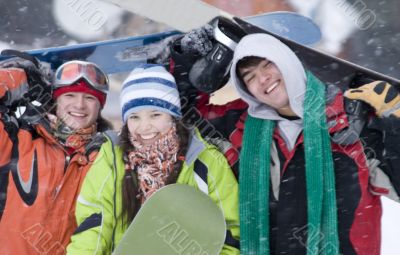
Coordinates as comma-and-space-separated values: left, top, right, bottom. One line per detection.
188, 16, 247, 94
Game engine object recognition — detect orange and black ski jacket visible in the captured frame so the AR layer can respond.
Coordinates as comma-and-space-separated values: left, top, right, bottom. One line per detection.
0, 116, 105, 255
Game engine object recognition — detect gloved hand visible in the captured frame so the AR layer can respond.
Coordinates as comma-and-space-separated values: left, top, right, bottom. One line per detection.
169, 17, 246, 95
180, 24, 214, 56
167, 26, 214, 96
188, 17, 246, 93
344, 81, 400, 117
169, 37, 201, 94
0, 50, 53, 110
0, 68, 29, 108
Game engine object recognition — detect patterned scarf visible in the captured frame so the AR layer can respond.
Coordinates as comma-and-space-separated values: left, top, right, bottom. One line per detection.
47, 113, 97, 150
126, 126, 180, 203
239, 72, 339, 255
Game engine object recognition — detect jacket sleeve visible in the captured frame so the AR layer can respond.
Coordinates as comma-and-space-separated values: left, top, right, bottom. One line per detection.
67, 140, 119, 255
362, 115, 400, 200
0, 68, 29, 167
205, 147, 240, 255
0, 119, 15, 167
196, 92, 247, 120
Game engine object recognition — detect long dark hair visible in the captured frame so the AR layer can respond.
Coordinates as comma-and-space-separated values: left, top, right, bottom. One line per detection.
96, 114, 113, 132
120, 119, 190, 223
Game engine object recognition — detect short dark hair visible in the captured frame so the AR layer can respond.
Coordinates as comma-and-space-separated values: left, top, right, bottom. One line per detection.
236, 56, 265, 80
235, 56, 265, 92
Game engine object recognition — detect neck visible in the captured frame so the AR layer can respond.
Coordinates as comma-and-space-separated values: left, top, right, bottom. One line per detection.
277, 106, 297, 117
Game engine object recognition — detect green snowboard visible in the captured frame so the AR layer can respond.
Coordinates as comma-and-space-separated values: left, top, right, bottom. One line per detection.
113, 184, 226, 255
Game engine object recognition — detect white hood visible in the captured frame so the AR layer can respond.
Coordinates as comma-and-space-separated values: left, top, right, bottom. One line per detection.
230, 33, 307, 149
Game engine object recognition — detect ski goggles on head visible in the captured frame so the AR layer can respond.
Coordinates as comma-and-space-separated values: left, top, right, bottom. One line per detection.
54, 60, 109, 94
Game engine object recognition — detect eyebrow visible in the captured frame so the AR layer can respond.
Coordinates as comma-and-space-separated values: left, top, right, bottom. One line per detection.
240, 68, 254, 80
241, 70, 251, 78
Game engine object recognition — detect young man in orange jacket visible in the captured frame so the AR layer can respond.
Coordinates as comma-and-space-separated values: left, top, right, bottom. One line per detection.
0, 58, 112, 254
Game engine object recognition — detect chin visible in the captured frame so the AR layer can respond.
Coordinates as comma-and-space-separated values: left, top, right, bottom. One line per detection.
275, 99, 290, 108
68, 123, 88, 130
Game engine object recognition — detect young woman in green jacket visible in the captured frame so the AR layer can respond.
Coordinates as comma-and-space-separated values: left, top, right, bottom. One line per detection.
67, 65, 240, 254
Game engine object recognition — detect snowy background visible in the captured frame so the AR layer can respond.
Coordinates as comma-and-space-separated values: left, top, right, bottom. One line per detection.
1, 0, 399, 254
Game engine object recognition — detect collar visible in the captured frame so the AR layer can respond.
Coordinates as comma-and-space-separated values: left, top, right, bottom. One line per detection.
273, 89, 349, 154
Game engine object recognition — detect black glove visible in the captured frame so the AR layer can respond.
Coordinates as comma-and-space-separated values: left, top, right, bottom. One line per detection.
170, 17, 247, 94
0, 50, 53, 124
168, 24, 214, 92
169, 37, 200, 92
0, 68, 29, 110
180, 24, 214, 56
188, 17, 247, 94
0, 50, 53, 109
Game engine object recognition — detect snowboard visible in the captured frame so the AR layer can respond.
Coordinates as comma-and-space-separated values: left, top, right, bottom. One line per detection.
0, 12, 320, 74
113, 184, 226, 255
244, 11, 321, 46
107, 0, 400, 89
234, 17, 400, 89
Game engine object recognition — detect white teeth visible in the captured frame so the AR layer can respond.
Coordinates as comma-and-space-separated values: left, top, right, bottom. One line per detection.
266, 82, 279, 94
140, 133, 158, 140
70, 112, 86, 117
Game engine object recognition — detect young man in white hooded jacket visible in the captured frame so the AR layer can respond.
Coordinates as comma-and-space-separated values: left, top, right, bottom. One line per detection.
170, 30, 400, 255
230, 32, 400, 255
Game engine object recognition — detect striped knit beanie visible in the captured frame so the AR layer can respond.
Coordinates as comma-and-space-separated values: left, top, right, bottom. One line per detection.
120, 65, 182, 123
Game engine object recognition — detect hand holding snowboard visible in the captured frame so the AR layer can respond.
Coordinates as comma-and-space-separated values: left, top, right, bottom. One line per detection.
0, 50, 53, 123
345, 81, 400, 117
0, 68, 29, 108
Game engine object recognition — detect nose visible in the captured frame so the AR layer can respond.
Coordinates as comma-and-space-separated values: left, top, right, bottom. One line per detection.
258, 71, 270, 85
74, 95, 86, 109
136, 121, 152, 132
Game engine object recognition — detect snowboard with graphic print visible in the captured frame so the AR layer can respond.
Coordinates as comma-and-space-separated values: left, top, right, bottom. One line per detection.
102, 0, 400, 88
0, 12, 321, 75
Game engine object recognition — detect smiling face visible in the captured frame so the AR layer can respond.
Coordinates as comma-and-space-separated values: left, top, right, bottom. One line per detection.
238, 58, 292, 113
127, 109, 174, 146
55, 92, 101, 130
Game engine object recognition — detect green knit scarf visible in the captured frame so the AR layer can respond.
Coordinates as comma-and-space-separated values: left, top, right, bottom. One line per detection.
239, 72, 339, 255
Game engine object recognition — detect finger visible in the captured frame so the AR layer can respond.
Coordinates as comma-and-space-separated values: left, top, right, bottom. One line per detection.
344, 88, 369, 100
370, 81, 388, 95
344, 81, 383, 100
383, 85, 400, 106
